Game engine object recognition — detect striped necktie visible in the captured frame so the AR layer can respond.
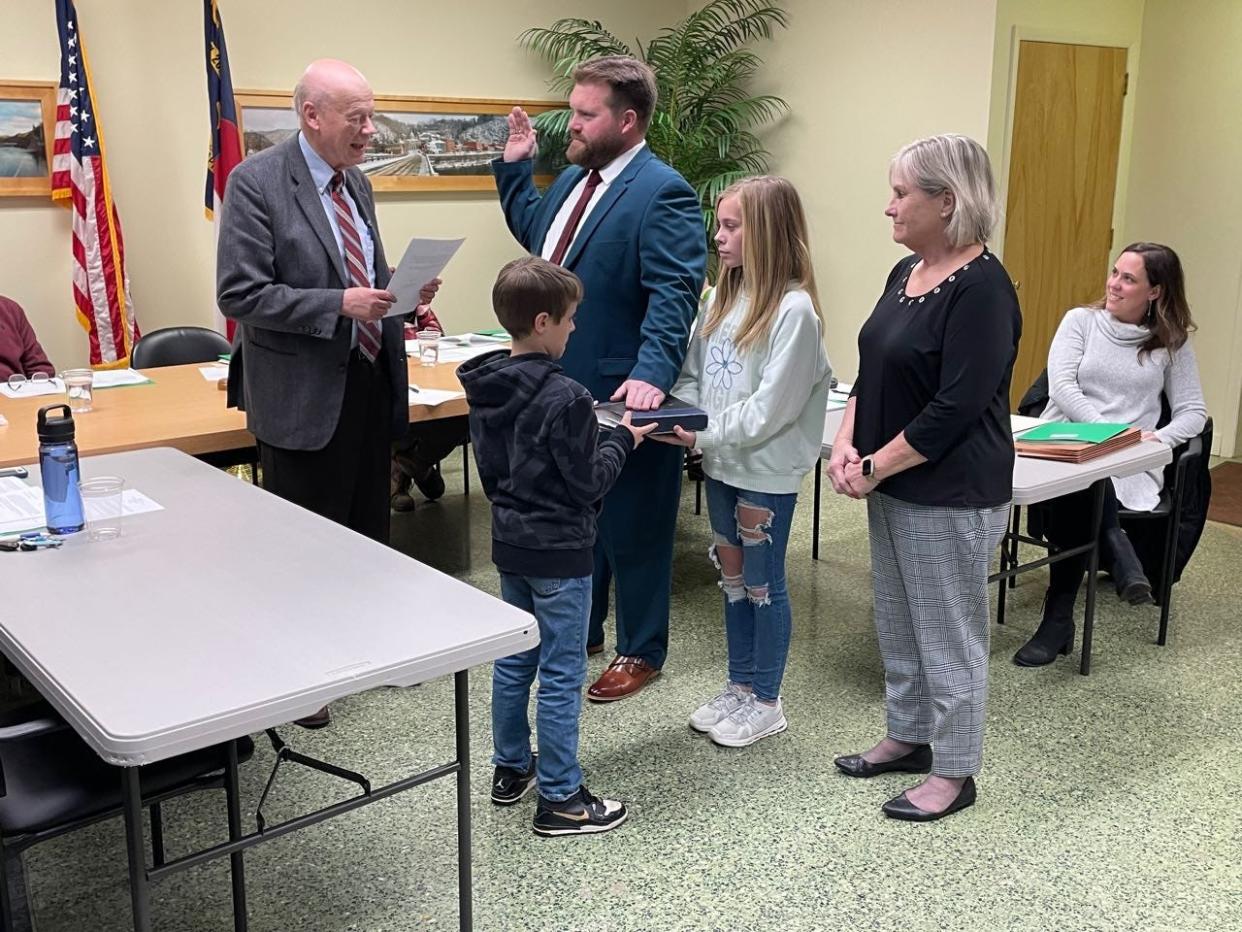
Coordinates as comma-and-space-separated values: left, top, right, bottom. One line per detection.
329, 172, 381, 362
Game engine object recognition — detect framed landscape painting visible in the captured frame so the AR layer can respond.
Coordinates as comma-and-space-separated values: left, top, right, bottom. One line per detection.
0, 81, 57, 198
234, 91, 566, 193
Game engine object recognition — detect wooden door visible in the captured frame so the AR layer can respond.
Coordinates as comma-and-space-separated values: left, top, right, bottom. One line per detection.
1003, 40, 1128, 408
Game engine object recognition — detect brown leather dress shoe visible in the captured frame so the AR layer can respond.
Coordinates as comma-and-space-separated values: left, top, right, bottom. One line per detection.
587, 656, 660, 702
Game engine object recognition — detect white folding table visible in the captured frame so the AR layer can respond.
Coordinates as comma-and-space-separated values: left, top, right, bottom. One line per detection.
0, 447, 537, 931
813, 407, 1171, 673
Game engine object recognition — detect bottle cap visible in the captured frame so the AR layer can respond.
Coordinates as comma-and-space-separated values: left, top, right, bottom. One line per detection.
36, 403, 75, 443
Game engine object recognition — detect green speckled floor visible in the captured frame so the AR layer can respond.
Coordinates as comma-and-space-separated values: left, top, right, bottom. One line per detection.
17, 461, 1242, 931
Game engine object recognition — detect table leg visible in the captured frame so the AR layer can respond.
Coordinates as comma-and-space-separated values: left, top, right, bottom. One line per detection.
225, 740, 249, 932
455, 670, 473, 932
812, 464, 822, 561
1079, 480, 1107, 676
122, 767, 152, 932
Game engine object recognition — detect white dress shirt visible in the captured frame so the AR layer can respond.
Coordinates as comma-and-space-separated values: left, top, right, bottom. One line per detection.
299, 133, 376, 347
540, 140, 647, 260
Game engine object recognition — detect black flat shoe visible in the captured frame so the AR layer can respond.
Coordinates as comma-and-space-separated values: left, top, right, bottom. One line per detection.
833, 744, 932, 778
882, 776, 976, 822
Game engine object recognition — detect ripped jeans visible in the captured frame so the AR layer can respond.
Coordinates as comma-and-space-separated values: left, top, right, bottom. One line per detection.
703, 478, 798, 702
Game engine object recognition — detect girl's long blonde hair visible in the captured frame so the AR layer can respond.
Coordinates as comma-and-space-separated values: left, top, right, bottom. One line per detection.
700, 175, 823, 352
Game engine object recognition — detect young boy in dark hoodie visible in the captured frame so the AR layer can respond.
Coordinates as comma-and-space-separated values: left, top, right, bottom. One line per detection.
458, 256, 653, 837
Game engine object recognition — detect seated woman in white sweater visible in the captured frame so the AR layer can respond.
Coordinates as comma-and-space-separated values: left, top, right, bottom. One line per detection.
1014, 242, 1207, 667
658, 175, 832, 747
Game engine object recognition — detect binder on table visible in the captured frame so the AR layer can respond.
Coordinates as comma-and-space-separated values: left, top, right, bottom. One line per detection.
1014, 422, 1140, 463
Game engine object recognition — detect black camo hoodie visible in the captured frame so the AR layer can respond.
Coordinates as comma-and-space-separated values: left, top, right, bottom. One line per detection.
458, 350, 634, 578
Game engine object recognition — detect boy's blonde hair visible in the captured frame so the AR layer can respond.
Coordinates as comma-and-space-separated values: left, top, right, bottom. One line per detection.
701, 175, 823, 352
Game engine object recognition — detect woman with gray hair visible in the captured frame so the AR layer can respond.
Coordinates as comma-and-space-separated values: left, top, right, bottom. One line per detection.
826, 134, 1020, 821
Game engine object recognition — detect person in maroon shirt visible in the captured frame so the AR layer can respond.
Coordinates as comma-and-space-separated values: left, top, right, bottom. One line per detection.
0, 296, 55, 381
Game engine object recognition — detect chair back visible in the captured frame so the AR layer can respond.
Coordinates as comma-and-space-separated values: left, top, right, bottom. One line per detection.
131, 327, 231, 369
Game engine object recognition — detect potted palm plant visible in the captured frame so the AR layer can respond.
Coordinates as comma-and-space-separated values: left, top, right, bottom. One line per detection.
520, 0, 790, 244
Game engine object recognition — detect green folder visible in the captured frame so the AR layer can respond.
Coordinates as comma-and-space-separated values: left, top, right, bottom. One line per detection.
472, 328, 509, 338
1017, 422, 1129, 444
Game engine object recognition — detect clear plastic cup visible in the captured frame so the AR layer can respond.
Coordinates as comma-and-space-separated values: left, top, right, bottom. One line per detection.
417, 329, 442, 367
80, 476, 125, 541
61, 368, 94, 413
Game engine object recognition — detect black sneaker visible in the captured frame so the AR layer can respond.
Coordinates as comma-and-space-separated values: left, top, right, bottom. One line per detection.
532, 785, 627, 837
491, 755, 537, 806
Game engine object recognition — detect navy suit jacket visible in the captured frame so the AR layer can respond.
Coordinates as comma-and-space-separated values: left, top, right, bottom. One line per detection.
493, 149, 706, 400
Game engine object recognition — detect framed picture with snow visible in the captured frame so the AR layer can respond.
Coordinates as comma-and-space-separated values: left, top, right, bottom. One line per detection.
234, 91, 566, 193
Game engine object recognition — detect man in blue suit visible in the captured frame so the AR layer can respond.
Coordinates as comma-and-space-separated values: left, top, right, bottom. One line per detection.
493, 56, 706, 701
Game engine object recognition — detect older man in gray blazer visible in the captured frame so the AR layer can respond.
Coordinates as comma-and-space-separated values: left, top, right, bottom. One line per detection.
217, 59, 433, 726
218, 59, 436, 536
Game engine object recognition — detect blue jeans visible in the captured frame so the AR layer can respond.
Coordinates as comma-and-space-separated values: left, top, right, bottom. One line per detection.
493, 572, 592, 802
704, 478, 797, 702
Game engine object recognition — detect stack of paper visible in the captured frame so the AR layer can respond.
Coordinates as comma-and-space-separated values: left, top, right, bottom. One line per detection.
1014, 422, 1140, 463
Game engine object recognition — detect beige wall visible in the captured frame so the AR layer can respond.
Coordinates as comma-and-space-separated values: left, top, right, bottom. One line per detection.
754, 0, 999, 381
1121, 0, 1242, 456
987, 0, 1146, 257
0, 0, 672, 371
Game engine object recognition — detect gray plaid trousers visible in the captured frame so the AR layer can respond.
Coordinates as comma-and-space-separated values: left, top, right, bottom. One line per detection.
867, 492, 1011, 777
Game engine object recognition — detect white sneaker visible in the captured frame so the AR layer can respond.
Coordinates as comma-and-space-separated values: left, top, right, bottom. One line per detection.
708, 696, 787, 748
689, 683, 751, 733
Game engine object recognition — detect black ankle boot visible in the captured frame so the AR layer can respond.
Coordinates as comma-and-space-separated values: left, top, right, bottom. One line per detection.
1103, 527, 1154, 605
1013, 591, 1076, 667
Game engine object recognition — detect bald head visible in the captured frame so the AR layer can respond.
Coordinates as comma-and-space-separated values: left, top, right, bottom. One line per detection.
294, 59, 376, 170
293, 59, 371, 117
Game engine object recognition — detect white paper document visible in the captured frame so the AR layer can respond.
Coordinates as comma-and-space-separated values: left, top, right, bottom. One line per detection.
1010, 414, 1047, 436
440, 332, 509, 346
0, 378, 63, 399
408, 387, 466, 407
93, 368, 152, 388
199, 365, 230, 382
437, 344, 506, 364
386, 237, 466, 317
0, 477, 164, 535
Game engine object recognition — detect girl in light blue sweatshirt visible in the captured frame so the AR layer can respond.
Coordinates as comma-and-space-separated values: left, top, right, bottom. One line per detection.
661, 176, 832, 748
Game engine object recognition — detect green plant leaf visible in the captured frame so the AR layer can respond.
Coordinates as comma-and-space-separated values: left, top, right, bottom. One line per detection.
520, 0, 790, 258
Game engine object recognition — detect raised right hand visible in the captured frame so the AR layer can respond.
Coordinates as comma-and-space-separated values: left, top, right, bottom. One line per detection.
341, 287, 396, 321
504, 107, 538, 163
827, 440, 861, 496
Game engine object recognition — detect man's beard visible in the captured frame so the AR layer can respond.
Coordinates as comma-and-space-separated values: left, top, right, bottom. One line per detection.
566, 132, 627, 169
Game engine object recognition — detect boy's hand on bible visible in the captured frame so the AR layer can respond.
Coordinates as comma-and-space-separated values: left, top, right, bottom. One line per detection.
620, 412, 659, 447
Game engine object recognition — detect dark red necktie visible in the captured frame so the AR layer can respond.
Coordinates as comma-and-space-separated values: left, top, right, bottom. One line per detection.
548, 169, 603, 265
329, 172, 381, 362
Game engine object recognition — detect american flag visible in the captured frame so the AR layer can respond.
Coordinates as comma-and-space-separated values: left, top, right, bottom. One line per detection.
50, 0, 139, 369
204, 0, 243, 339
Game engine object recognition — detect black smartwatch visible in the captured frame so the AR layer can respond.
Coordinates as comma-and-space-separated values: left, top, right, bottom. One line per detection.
861, 455, 877, 479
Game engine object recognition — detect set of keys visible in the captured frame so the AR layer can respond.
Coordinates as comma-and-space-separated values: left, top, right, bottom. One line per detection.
0, 531, 64, 552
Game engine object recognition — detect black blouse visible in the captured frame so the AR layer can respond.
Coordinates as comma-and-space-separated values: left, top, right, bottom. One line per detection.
852, 249, 1021, 508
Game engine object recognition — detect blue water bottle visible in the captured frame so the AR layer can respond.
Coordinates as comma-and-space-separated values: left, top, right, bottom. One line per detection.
37, 403, 84, 534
